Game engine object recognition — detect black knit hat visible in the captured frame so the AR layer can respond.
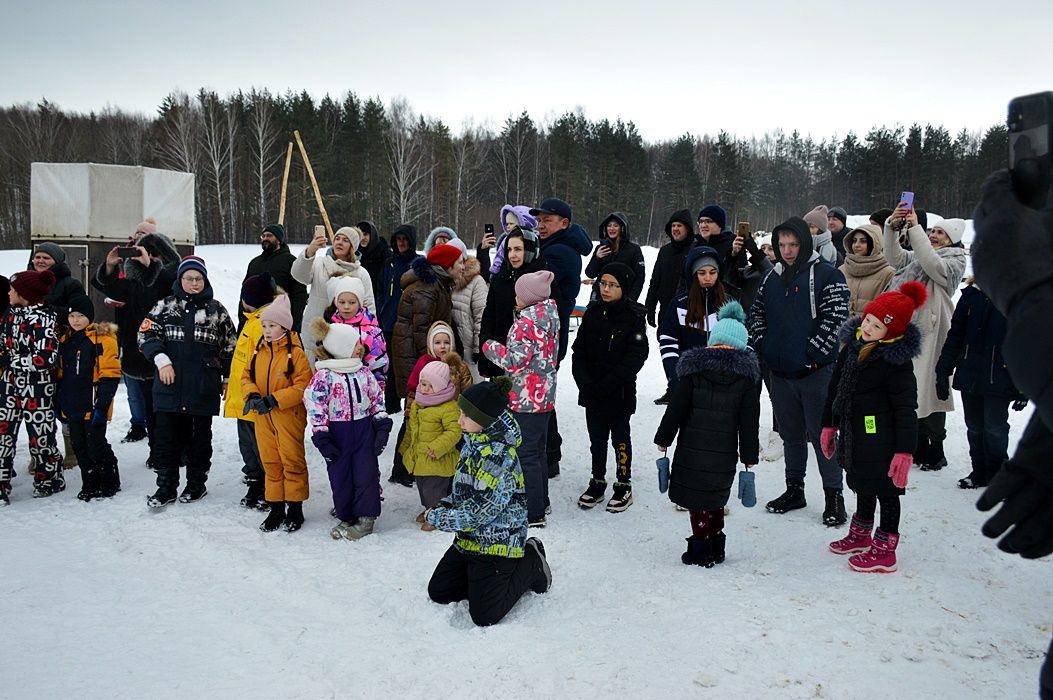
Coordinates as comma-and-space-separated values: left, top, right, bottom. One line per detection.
68, 294, 95, 322
262, 224, 286, 243
828, 207, 848, 226
241, 272, 276, 310
457, 377, 512, 428
599, 262, 634, 291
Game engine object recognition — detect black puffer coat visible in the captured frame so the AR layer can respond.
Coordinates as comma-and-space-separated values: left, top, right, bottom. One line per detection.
40, 260, 89, 312
935, 283, 1023, 399
571, 295, 648, 412
245, 242, 308, 329
644, 209, 694, 325
823, 317, 920, 497
654, 345, 760, 511
584, 212, 646, 302
138, 281, 237, 416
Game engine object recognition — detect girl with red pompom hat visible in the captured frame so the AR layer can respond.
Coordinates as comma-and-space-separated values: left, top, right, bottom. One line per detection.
819, 281, 928, 573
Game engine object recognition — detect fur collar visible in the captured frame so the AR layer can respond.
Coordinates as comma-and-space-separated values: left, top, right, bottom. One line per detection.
456, 256, 481, 290
838, 316, 922, 365
406, 255, 440, 285
676, 345, 760, 382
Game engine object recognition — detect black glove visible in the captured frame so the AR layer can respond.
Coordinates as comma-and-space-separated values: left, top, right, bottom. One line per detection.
935, 376, 950, 402
372, 414, 393, 456
256, 395, 279, 415
646, 310, 656, 328
242, 393, 263, 416
1012, 399, 1028, 412
311, 431, 340, 462
977, 460, 1053, 559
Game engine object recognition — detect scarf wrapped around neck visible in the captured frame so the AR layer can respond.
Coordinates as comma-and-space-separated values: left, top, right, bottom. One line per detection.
415, 382, 456, 407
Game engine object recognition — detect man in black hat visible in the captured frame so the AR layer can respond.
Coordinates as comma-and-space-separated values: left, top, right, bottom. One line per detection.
245, 224, 308, 331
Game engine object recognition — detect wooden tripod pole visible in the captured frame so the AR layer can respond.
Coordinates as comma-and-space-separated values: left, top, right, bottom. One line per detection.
293, 130, 334, 244
277, 141, 293, 225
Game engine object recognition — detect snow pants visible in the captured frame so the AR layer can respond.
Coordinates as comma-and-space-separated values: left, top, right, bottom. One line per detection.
67, 417, 120, 493
960, 392, 1010, 485
0, 390, 60, 485
255, 409, 309, 503
428, 544, 544, 627
585, 403, 633, 483
153, 412, 212, 492
237, 418, 265, 484
514, 411, 550, 521
770, 367, 843, 489
328, 419, 380, 521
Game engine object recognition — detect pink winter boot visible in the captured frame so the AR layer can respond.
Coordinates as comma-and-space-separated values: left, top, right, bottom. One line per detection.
848, 529, 899, 573
829, 515, 873, 555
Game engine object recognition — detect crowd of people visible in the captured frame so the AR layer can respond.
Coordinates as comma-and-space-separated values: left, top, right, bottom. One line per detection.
0, 193, 1029, 626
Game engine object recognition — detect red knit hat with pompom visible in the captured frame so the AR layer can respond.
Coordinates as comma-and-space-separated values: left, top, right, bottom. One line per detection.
863, 281, 928, 338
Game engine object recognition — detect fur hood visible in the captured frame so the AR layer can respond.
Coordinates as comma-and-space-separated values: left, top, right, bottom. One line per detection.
424, 226, 459, 253
838, 315, 922, 365
401, 255, 442, 289
676, 345, 760, 383
90, 322, 117, 338
123, 258, 178, 288
455, 256, 481, 290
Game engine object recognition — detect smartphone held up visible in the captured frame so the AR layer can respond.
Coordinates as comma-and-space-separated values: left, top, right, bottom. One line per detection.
1008, 91, 1053, 210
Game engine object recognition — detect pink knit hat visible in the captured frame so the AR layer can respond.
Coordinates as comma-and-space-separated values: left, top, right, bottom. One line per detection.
514, 270, 554, 307
419, 360, 452, 393
135, 217, 158, 236
259, 294, 293, 330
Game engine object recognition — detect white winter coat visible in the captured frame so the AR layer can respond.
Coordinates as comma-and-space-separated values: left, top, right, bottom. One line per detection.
291, 248, 375, 357
451, 256, 488, 357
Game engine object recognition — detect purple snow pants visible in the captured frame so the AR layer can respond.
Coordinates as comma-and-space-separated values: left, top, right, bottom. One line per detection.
327, 419, 381, 521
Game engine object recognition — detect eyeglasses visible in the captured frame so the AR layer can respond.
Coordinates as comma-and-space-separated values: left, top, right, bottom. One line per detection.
182, 275, 205, 283
598, 281, 621, 290
698, 218, 715, 225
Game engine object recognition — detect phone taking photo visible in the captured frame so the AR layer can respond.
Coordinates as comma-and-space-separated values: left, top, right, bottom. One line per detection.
1008, 91, 1053, 209
899, 191, 915, 210
117, 246, 139, 259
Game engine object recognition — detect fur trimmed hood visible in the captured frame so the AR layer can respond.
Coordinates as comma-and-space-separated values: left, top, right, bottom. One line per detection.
838, 315, 922, 365
455, 256, 481, 290
676, 345, 760, 383
402, 255, 442, 288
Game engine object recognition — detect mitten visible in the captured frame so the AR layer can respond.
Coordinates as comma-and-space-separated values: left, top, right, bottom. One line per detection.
646, 310, 656, 328
1012, 398, 1028, 412
820, 427, 838, 460
935, 376, 950, 402
310, 431, 340, 462
656, 456, 669, 494
256, 395, 279, 415
738, 468, 757, 508
242, 393, 262, 416
888, 453, 913, 489
372, 414, 393, 456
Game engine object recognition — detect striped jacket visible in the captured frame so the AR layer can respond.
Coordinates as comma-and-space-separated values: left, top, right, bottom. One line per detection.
426, 410, 528, 559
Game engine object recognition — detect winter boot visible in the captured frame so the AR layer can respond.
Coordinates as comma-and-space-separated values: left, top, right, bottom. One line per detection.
712, 532, 726, 565
681, 536, 715, 567
282, 501, 304, 532
606, 482, 633, 513
829, 515, 874, 554
77, 467, 98, 502
577, 478, 607, 509
344, 516, 376, 540
260, 502, 286, 532
94, 461, 120, 498
122, 424, 148, 443
33, 476, 64, 498
178, 483, 208, 504
240, 480, 267, 510
525, 537, 552, 594
761, 430, 784, 462
654, 390, 671, 406
765, 480, 806, 514
822, 488, 847, 527
528, 515, 547, 528
62, 431, 78, 470
0, 479, 10, 506
146, 488, 177, 508
848, 528, 899, 572
548, 463, 560, 479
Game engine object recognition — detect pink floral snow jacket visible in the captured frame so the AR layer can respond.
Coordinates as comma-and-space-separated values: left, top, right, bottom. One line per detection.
303, 361, 383, 433
330, 308, 388, 391
481, 298, 559, 414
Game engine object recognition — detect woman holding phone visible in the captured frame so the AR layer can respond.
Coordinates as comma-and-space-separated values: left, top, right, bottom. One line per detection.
883, 200, 968, 471
584, 212, 646, 302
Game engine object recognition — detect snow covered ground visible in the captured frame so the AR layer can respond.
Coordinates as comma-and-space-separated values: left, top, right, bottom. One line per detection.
2, 239, 1048, 699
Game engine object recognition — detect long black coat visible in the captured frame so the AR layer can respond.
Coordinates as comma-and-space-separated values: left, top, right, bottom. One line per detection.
584, 212, 647, 302
654, 346, 761, 511
644, 211, 694, 325
823, 318, 920, 497
571, 296, 649, 412
935, 284, 1023, 399
245, 242, 308, 329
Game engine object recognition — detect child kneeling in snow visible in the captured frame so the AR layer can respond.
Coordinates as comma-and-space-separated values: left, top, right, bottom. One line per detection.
654, 301, 760, 568
426, 377, 552, 626
821, 282, 926, 573
400, 360, 462, 530
241, 296, 313, 533
304, 319, 388, 540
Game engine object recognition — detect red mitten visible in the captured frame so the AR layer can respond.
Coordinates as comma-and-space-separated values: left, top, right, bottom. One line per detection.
820, 427, 838, 460
888, 453, 913, 489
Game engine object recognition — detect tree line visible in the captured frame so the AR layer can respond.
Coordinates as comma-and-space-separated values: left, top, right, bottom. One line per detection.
0, 89, 1008, 249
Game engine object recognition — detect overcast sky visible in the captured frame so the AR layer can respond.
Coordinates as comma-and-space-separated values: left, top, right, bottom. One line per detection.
4, 1, 1048, 142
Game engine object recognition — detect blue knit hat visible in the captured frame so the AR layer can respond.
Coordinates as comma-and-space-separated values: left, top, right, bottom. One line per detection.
697, 204, 727, 230
708, 301, 749, 350
177, 256, 207, 279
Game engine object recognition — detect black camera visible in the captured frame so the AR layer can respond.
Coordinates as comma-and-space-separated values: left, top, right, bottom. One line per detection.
1008, 91, 1053, 209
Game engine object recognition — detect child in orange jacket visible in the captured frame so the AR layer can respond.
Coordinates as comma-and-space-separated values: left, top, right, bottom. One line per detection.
241, 295, 313, 532
58, 296, 122, 500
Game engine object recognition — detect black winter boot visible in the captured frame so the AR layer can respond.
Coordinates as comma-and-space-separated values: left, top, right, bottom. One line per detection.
712, 532, 726, 564
577, 479, 607, 508
77, 466, 98, 501
178, 483, 208, 503
282, 502, 304, 532
681, 536, 715, 567
260, 502, 286, 532
822, 488, 847, 527
766, 480, 806, 514
240, 480, 267, 510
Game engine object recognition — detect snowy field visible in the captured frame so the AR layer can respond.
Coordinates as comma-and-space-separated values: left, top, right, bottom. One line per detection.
2, 233, 1048, 699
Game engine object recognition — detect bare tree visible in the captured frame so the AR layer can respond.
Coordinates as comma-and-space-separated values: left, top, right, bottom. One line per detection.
385, 97, 430, 224
451, 120, 490, 231
246, 89, 283, 229
198, 90, 233, 242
